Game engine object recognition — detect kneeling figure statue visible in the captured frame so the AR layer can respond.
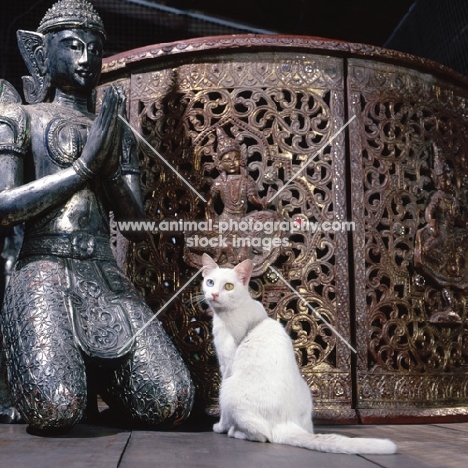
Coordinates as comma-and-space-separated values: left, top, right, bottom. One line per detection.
0, 0, 194, 434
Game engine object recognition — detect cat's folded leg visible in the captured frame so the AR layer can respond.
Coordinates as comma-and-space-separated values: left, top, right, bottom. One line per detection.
230, 417, 269, 443
228, 426, 248, 440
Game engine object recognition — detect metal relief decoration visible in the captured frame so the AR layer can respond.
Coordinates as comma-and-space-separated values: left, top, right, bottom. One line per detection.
349, 59, 468, 418
183, 124, 283, 275
123, 54, 354, 417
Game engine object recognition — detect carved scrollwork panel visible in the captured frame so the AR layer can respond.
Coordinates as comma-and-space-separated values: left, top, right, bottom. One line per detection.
349, 59, 468, 415
120, 53, 352, 416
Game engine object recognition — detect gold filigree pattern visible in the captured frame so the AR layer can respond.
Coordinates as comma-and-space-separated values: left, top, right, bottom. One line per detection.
115, 54, 352, 415
100, 36, 468, 421
349, 59, 468, 413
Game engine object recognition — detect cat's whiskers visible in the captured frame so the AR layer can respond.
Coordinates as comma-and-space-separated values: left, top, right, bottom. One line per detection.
185, 293, 207, 307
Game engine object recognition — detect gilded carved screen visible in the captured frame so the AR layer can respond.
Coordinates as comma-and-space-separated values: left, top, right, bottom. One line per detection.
101, 37, 468, 423
120, 52, 354, 420
349, 59, 468, 420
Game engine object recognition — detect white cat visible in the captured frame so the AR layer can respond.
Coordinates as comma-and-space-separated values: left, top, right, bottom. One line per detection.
201, 253, 396, 454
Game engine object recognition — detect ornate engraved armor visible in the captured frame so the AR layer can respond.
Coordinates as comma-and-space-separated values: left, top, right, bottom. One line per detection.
0, 0, 194, 433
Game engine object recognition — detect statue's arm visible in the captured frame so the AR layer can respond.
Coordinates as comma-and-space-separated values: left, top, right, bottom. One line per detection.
102, 127, 146, 242
205, 179, 220, 220
246, 175, 268, 208
424, 191, 440, 227
0, 104, 86, 227
0, 87, 125, 227
103, 172, 146, 242
0, 159, 88, 227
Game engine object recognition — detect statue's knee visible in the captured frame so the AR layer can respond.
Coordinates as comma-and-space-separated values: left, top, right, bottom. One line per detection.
19, 383, 86, 430
112, 374, 193, 427
143, 377, 194, 426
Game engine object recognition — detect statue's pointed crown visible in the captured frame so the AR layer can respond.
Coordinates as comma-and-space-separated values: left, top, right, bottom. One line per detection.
37, 0, 106, 38
216, 127, 240, 156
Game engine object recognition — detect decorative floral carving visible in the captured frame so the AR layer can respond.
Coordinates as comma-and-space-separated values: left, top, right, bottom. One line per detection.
349, 59, 468, 412
100, 39, 468, 421
114, 54, 351, 415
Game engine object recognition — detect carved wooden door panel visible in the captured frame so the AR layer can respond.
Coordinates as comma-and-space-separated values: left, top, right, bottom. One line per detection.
348, 59, 468, 421
122, 52, 355, 421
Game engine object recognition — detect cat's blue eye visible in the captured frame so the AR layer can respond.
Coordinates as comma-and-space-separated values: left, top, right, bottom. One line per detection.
206, 279, 214, 287
224, 283, 234, 291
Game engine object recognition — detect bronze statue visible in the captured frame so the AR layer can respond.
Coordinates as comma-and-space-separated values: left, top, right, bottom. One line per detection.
0, 0, 194, 434
184, 127, 283, 276
206, 128, 271, 222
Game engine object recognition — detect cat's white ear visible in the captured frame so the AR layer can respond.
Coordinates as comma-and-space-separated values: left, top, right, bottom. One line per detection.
233, 259, 254, 285
202, 253, 218, 277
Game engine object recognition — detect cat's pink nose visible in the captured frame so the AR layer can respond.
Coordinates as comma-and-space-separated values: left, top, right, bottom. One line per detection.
211, 292, 219, 299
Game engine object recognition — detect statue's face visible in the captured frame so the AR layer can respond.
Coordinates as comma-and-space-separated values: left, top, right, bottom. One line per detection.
46, 29, 103, 95
220, 150, 241, 174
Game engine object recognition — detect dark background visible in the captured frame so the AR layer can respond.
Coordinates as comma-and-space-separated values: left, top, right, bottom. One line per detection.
2, 0, 468, 95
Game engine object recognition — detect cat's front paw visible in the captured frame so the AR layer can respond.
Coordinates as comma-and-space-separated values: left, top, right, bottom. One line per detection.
213, 422, 228, 434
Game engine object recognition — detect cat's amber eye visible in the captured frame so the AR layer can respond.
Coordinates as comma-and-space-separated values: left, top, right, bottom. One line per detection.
206, 279, 214, 287
224, 283, 234, 290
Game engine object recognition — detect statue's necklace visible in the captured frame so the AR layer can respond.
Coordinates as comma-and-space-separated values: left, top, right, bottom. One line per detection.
45, 107, 92, 168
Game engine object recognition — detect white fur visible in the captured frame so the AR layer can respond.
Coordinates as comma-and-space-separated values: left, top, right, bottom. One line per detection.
202, 254, 397, 455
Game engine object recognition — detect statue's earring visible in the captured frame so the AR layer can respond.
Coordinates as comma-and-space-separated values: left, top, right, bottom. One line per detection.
16, 30, 51, 104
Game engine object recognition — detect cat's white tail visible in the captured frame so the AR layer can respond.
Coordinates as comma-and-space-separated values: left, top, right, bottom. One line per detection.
272, 424, 397, 454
